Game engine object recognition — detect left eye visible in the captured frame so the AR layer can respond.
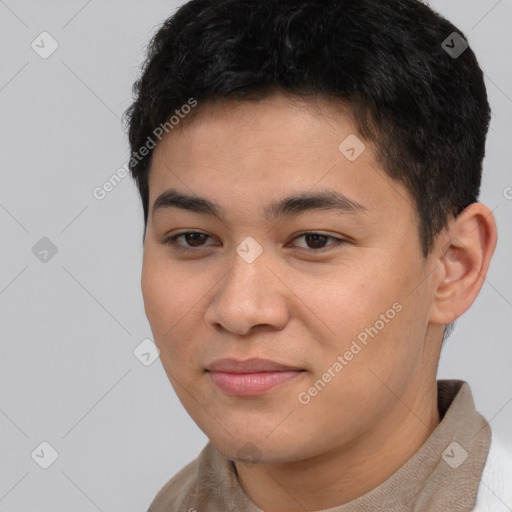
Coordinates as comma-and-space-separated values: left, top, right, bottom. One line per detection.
162, 231, 345, 251
290, 232, 345, 251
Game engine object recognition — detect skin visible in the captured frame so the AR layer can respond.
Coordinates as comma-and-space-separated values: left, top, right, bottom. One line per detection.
141, 91, 497, 511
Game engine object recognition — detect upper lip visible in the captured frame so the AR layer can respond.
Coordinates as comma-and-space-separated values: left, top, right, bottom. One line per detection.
206, 358, 303, 373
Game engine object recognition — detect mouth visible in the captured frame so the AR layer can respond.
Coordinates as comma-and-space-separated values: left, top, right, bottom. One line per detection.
206, 358, 306, 397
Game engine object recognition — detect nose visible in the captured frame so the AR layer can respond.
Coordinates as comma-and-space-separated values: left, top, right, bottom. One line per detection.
203, 245, 290, 336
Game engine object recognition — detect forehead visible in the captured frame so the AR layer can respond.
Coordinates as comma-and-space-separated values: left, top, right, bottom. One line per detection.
150, 92, 360, 172
147, 92, 415, 225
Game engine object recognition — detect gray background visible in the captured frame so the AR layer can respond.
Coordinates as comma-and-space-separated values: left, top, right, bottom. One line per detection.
0, 1, 511, 511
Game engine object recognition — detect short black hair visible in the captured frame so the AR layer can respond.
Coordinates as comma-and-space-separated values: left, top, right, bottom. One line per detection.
124, 0, 491, 257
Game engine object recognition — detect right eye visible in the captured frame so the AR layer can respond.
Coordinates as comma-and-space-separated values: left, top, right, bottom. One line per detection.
160, 231, 217, 251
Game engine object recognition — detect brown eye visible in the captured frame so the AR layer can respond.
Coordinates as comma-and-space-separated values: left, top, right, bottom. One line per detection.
304, 234, 330, 249
180, 232, 209, 247
161, 231, 214, 250
290, 232, 346, 251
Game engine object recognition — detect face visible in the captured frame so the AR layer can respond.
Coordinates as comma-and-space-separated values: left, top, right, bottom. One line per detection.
141, 92, 440, 465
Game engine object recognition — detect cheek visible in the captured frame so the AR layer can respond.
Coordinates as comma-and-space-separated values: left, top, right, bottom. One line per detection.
306, 267, 396, 340
141, 262, 171, 334
142, 244, 189, 303
141, 262, 203, 393
310, 260, 425, 368
141, 255, 199, 346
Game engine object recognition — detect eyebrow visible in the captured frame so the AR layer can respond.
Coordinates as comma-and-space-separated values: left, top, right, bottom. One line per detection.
152, 188, 366, 222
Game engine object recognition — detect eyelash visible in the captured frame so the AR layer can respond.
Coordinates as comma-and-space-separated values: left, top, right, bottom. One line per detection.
160, 231, 347, 253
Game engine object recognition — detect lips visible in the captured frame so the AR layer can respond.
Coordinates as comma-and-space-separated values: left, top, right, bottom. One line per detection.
206, 358, 305, 396
206, 357, 303, 373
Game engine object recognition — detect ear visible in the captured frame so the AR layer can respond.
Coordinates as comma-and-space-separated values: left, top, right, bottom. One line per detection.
429, 203, 497, 325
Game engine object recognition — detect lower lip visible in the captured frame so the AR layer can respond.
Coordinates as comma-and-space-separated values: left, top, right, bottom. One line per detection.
208, 371, 304, 397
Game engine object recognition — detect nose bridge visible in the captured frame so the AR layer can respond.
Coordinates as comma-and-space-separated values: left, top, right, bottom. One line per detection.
224, 240, 270, 302
205, 239, 289, 334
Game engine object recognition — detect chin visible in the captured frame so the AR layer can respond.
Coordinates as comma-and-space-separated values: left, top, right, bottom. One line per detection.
209, 431, 309, 467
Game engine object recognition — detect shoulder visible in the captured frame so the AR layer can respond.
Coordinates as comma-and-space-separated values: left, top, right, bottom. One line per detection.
474, 432, 512, 511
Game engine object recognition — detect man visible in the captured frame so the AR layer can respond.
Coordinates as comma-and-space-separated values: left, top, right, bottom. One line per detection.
123, 0, 512, 510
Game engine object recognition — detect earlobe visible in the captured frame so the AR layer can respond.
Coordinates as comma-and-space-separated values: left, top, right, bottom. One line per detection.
429, 203, 497, 325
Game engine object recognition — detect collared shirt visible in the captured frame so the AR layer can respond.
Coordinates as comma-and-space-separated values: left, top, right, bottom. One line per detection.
147, 380, 491, 511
